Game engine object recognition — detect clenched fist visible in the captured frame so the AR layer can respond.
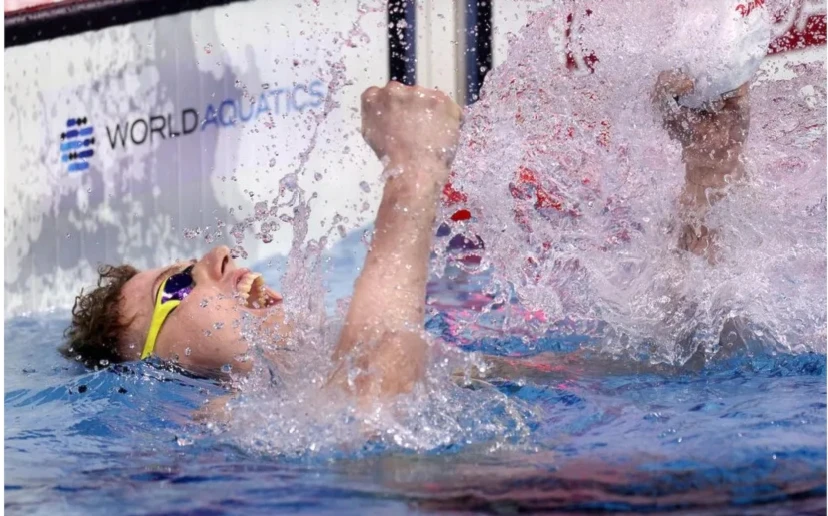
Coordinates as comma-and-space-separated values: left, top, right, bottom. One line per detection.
652, 70, 750, 154
360, 81, 463, 173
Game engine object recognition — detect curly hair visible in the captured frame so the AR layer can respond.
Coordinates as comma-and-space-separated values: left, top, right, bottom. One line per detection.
61, 264, 139, 367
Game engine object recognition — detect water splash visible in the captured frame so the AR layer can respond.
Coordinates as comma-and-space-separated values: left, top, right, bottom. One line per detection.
437, 1, 826, 364
212, 1, 535, 455
225, 144, 535, 456
220, 1, 824, 455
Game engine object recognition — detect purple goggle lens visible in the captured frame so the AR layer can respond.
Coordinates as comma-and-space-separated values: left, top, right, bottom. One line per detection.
160, 265, 195, 304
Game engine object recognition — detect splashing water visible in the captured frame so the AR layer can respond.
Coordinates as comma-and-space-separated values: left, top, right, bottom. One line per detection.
208, 1, 535, 456
217, 0, 824, 455
437, 0, 826, 364
224, 150, 535, 456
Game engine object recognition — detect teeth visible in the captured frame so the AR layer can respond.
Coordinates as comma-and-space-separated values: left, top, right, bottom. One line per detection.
238, 273, 257, 293
237, 272, 270, 308
250, 276, 265, 308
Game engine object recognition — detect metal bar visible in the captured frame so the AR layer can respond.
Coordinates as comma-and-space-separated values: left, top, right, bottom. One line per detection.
463, 0, 492, 104
388, 0, 417, 85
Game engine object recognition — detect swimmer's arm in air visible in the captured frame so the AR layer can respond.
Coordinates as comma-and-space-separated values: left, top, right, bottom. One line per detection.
326, 82, 462, 403
653, 70, 751, 260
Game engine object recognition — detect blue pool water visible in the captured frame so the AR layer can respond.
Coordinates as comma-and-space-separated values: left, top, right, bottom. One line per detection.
5, 235, 827, 514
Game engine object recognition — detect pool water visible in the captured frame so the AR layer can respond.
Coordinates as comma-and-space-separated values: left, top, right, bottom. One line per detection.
5, 235, 827, 514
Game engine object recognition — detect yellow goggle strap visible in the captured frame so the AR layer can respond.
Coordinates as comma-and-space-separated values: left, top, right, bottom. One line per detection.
141, 291, 181, 360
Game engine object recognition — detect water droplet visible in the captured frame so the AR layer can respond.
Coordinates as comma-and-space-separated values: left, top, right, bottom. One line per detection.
359, 181, 371, 193
214, 322, 224, 330
200, 299, 209, 308
176, 436, 194, 446
230, 245, 248, 260
254, 201, 268, 220
99, 359, 109, 367
221, 364, 233, 373
185, 347, 192, 356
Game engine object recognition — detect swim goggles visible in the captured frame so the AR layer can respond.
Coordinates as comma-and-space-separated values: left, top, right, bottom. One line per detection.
141, 265, 195, 359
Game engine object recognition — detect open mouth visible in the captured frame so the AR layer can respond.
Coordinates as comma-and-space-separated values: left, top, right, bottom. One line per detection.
236, 271, 282, 309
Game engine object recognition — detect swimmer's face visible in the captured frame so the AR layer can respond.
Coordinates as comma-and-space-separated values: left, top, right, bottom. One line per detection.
118, 245, 289, 377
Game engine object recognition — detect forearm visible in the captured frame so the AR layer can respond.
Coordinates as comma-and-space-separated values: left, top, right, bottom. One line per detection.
676, 137, 746, 260
327, 81, 461, 401
679, 148, 745, 219
329, 159, 447, 397
678, 89, 750, 217
350, 161, 445, 328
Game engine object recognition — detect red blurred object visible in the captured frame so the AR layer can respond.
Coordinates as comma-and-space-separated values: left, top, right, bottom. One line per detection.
768, 0, 827, 54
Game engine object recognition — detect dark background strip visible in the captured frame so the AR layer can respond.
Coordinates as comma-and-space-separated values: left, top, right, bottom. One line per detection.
387, 0, 417, 85
5, 0, 246, 48
464, 0, 493, 104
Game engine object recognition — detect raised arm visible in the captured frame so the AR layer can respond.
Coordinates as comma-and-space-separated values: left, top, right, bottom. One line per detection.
653, 71, 750, 262
327, 82, 462, 402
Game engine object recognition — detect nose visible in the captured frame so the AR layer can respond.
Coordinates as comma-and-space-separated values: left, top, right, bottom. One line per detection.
195, 245, 235, 283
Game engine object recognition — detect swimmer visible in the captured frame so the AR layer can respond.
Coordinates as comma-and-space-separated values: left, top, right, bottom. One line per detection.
651, 69, 758, 361
652, 70, 751, 263
62, 73, 758, 396
62, 82, 464, 405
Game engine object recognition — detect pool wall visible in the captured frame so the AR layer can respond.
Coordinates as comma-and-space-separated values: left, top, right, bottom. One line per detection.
4, 0, 825, 317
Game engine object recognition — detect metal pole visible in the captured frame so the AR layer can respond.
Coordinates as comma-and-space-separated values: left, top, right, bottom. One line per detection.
388, 0, 418, 85
463, 0, 492, 104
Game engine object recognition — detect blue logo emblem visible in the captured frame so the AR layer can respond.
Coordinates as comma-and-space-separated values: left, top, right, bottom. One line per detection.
60, 117, 95, 173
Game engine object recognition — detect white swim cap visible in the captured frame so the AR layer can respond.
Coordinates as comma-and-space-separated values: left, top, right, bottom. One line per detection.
670, 0, 772, 108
